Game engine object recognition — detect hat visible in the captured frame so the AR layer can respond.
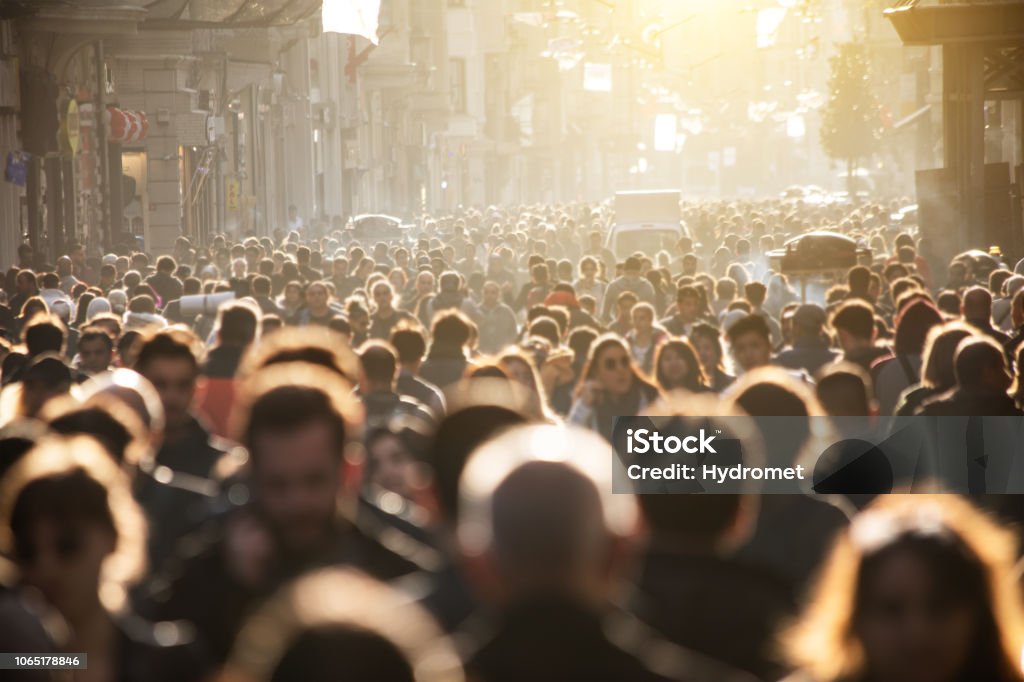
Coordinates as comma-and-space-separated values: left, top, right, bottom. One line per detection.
102, 253, 118, 266
793, 303, 826, 331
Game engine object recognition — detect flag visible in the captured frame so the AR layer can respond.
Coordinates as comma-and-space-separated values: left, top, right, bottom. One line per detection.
323, 0, 382, 45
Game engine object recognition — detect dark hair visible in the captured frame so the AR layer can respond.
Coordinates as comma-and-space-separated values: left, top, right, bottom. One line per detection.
431, 311, 471, 350
24, 315, 66, 357
272, 626, 415, 682
955, 338, 1006, 388
390, 327, 426, 364
217, 303, 259, 347
654, 338, 708, 392
78, 327, 114, 352
10, 467, 116, 563
360, 341, 397, 385
726, 314, 771, 345
252, 275, 271, 296
831, 301, 875, 340
156, 255, 176, 273
744, 281, 766, 307
240, 378, 352, 467
529, 316, 561, 348
430, 405, 529, 523
640, 494, 743, 542
135, 328, 201, 374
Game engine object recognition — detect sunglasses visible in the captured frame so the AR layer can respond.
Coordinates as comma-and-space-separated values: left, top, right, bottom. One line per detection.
603, 356, 631, 371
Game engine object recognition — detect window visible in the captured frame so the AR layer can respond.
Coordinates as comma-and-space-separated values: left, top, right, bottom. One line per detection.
449, 58, 466, 113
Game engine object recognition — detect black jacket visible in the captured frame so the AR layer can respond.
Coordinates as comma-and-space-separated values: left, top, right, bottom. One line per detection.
630, 544, 797, 681
463, 595, 756, 682
145, 513, 420, 664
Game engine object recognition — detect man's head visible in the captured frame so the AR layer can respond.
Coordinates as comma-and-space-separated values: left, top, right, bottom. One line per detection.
15, 270, 37, 295
815, 363, 874, 417
390, 327, 426, 369
792, 303, 827, 341
727, 314, 773, 373
744, 281, 767, 309
623, 256, 641, 276
372, 281, 394, 313
961, 286, 993, 325
831, 301, 876, 352
134, 329, 202, 430
305, 282, 330, 315
954, 337, 1011, 393
23, 314, 66, 358
156, 255, 176, 274
77, 327, 114, 375
237, 364, 361, 553
482, 281, 501, 308
359, 342, 398, 393
216, 302, 260, 349
458, 424, 639, 605
615, 291, 638, 320
676, 285, 700, 322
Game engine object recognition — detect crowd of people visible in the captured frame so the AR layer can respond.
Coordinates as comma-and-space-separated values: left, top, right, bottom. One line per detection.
1, 196, 1024, 681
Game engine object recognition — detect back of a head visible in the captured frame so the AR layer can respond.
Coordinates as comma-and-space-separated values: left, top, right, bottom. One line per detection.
431, 311, 471, 349
962, 286, 993, 321
226, 568, 462, 682
23, 315, 66, 357
816, 365, 873, 417
135, 328, 201, 375
954, 337, 1006, 389
458, 424, 638, 597
360, 342, 398, 386
218, 302, 259, 348
831, 301, 874, 341
744, 281, 766, 307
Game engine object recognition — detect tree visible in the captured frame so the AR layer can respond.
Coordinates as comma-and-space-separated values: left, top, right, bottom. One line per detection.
820, 42, 882, 194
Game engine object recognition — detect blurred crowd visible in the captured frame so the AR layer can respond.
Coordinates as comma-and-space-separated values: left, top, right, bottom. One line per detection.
1, 197, 1024, 681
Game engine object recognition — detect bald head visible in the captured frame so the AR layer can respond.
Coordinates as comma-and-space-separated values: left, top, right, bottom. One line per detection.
962, 286, 993, 323
491, 461, 606, 590
458, 425, 638, 602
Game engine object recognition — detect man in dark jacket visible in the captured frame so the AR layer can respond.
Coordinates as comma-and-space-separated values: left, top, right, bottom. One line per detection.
630, 494, 796, 681
146, 256, 184, 309
144, 366, 421, 664
775, 303, 838, 376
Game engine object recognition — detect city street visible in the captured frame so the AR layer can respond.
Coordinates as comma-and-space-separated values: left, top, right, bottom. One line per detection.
0, 1, 1023, 681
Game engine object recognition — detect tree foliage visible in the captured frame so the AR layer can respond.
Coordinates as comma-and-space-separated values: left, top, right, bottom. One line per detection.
820, 42, 882, 175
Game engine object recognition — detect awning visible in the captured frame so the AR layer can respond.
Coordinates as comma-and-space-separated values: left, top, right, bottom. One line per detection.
893, 104, 931, 130
106, 106, 149, 143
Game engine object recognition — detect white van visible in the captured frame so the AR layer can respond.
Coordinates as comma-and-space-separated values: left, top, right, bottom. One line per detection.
606, 190, 688, 259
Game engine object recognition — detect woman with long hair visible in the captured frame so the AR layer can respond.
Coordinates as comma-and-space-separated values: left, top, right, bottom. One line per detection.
498, 349, 558, 423
894, 321, 974, 416
654, 338, 711, 393
568, 334, 661, 440
784, 495, 1024, 682
689, 322, 736, 393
